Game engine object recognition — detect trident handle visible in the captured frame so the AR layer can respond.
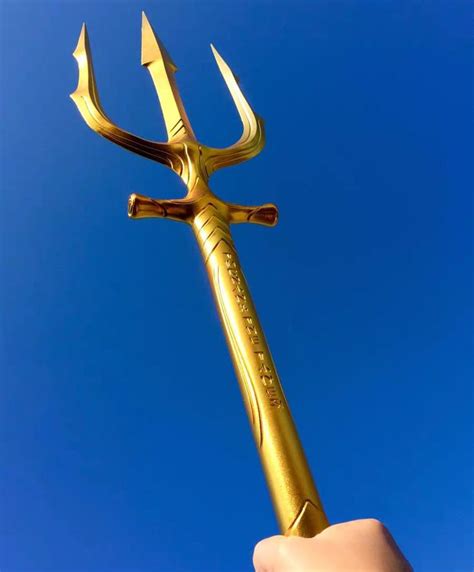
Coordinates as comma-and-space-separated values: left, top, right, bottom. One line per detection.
193, 204, 329, 536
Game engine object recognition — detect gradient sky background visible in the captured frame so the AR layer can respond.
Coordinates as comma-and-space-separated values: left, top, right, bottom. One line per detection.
1, 1, 472, 571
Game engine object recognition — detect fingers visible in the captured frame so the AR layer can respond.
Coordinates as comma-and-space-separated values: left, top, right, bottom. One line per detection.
253, 520, 413, 572
316, 519, 413, 572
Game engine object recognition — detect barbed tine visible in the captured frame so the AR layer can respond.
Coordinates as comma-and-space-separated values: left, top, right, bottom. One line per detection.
141, 12, 196, 143
70, 23, 182, 173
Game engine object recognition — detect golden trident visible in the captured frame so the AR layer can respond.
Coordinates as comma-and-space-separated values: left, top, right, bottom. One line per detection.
71, 12, 329, 537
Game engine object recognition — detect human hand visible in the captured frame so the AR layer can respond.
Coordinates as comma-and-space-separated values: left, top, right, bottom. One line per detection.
253, 519, 412, 572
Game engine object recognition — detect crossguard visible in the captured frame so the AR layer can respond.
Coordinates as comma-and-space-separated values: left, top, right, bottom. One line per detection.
71, 12, 273, 227
128, 193, 278, 227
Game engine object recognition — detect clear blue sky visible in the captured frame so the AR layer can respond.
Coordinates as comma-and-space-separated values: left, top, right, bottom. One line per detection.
1, 1, 472, 571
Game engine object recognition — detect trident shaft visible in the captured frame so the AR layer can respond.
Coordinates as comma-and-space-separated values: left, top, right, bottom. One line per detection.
71, 12, 329, 537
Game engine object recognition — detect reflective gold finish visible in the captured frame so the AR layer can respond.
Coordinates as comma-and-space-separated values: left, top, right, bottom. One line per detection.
71, 12, 329, 537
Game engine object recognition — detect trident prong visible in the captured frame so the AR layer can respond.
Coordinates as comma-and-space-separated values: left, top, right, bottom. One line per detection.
141, 12, 196, 143
70, 23, 183, 174
205, 43, 265, 175
71, 13, 329, 538
71, 12, 272, 227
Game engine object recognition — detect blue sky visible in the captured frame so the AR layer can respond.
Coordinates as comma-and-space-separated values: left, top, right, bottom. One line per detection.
1, 1, 472, 571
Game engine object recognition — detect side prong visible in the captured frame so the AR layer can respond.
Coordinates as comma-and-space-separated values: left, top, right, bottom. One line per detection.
70, 24, 182, 173
204, 45, 265, 175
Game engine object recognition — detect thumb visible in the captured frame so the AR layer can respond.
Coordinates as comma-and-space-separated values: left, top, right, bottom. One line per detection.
253, 535, 285, 572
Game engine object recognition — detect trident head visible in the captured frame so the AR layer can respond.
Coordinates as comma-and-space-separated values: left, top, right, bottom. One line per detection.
71, 12, 278, 228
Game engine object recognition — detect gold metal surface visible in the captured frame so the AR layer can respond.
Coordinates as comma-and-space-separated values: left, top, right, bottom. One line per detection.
71, 12, 329, 537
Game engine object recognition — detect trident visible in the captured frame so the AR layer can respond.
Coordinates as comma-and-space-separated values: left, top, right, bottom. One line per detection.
71, 12, 329, 537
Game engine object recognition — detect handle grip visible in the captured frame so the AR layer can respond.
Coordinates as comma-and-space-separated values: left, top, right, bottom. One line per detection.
193, 204, 329, 536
